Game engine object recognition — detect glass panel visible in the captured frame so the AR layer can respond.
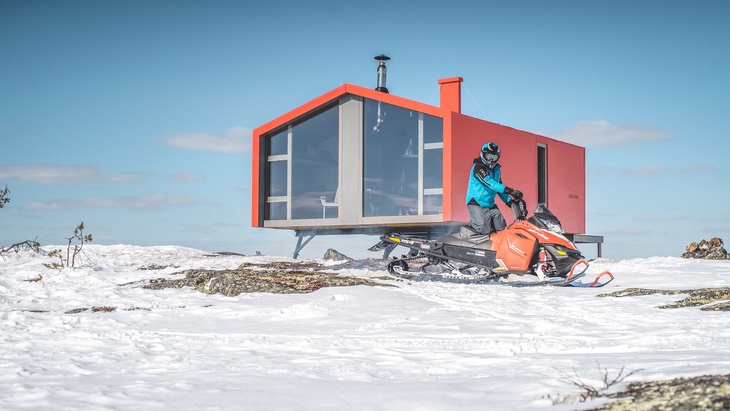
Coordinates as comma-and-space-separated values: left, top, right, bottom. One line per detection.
290, 104, 339, 220
423, 148, 442, 191
363, 100, 442, 217
269, 129, 288, 156
424, 194, 442, 215
423, 114, 443, 144
264, 127, 290, 221
268, 201, 287, 221
268, 160, 288, 197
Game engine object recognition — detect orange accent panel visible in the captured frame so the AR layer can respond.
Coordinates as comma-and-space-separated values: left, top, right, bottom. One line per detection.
254, 83, 443, 137
438, 77, 463, 114
489, 227, 537, 272
441, 111, 453, 221
251, 129, 261, 227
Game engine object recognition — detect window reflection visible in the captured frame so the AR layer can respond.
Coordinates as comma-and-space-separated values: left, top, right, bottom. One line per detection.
290, 105, 339, 219
264, 105, 339, 220
363, 99, 443, 217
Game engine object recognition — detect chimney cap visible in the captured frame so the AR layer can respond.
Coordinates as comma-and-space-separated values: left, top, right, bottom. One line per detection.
374, 54, 391, 61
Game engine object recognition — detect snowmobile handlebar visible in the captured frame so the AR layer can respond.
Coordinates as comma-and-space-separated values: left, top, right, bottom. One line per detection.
504, 186, 522, 200
510, 197, 528, 221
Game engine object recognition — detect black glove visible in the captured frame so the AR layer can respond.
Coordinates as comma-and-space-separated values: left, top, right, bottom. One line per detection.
504, 187, 523, 200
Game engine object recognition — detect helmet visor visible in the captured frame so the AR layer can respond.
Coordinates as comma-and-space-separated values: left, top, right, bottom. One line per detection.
482, 152, 500, 164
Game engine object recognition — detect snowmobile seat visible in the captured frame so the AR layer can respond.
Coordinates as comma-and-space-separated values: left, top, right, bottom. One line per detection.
439, 225, 493, 249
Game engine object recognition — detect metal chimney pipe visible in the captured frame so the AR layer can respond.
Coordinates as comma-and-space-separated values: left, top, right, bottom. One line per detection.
374, 54, 390, 93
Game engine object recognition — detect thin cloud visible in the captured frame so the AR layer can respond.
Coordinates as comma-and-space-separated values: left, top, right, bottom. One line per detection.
635, 215, 690, 221
23, 193, 204, 211
0, 164, 147, 185
162, 127, 251, 153
542, 119, 673, 147
621, 164, 715, 177
107, 172, 146, 183
168, 172, 205, 182
602, 227, 656, 236
182, 223, 218, 234
0, 164, 98, 185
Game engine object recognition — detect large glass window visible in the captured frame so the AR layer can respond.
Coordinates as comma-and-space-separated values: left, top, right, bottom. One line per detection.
264, 104, 339, 220
363, 99, 443, 217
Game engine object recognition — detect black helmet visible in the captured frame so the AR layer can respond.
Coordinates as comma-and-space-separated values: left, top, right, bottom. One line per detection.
480, 142, 500, 167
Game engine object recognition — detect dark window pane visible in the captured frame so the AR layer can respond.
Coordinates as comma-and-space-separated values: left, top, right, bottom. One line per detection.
269, 129, 288, 156
423, 148, 443, 189
363, 99, 442, 217
268, 160, 288, 197
290, 104, 339, 220
268, 202, 287, 220
423, 115, 443, 144
424, 194, 442, 215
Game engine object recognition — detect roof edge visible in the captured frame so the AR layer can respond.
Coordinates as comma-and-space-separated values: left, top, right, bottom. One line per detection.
253, 83, 447, 136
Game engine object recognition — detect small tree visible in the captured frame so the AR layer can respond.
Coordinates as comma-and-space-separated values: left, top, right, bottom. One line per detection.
66, 222, 92, 267
1, 239, 41, 255
0, 185, 9, 209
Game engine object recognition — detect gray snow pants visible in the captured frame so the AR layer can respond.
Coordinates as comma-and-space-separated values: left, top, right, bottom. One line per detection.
467, 204, 506, 235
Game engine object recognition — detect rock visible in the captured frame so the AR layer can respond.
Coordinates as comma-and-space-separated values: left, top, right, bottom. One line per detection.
682, 237, 728, 260
586, 373, 730, 411
706, 247, 728, 260
323, 248, 352, 261
144, 261, 391, 296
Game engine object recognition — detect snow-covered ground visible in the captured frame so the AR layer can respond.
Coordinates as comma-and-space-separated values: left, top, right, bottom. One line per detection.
1, 244, 729, 410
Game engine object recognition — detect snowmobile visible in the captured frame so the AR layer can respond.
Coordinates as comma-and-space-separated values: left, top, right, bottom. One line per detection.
369, 199, 613, 287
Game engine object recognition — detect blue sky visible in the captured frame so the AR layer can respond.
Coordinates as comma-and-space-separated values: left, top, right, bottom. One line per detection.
2, 0, 728, 260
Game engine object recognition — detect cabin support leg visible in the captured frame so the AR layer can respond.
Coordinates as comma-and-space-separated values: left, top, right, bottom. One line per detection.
293, 233, 316, 259
382, 243, 397, 259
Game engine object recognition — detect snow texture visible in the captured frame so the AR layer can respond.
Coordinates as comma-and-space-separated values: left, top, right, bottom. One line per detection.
1, 245, 729, 410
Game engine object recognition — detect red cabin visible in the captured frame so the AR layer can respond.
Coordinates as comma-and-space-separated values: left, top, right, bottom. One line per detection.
252, 71, 599, 257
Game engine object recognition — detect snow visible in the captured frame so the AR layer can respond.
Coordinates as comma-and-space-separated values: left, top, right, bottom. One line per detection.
1, 245, 729, 410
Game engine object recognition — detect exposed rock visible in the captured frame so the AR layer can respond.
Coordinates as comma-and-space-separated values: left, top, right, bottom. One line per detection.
585, 373, 730, 411
144, 265, 390, 296
323, 248, 353, 261
599, 287, 730, 311
682, 237, 728, 259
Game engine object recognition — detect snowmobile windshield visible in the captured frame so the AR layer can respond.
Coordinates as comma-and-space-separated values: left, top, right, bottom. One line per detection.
528, 203, 564, 233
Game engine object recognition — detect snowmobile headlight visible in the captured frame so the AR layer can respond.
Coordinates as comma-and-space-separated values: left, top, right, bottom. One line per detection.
547, 221, 563, 233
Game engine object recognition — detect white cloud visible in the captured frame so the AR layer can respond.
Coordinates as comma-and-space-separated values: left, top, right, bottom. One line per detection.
0, 164, 99, 185
542, 119, 673, 147
23, 193, 204, 211
168, 172, 205, 182
621, 164, 715, 177
162, 127, 251, 153
0, 164, 147, 185
107, 173, 146, 183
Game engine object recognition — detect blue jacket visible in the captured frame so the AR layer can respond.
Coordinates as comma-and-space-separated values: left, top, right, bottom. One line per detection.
466, 159, 511, 208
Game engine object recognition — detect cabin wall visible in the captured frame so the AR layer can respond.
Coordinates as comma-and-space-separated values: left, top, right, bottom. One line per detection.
447, 113, 585, 233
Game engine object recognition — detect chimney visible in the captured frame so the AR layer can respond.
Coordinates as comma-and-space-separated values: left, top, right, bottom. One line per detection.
374, 54, 390, 93
438, 77, 463, 113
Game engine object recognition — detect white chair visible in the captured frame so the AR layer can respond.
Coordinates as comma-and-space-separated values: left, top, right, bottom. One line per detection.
320, 188, 339, 218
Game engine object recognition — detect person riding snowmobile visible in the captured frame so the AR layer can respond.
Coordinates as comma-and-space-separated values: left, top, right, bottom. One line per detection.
466, 142, 522, 234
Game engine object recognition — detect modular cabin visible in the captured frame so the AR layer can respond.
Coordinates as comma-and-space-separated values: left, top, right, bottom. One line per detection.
251, 58, 601, 257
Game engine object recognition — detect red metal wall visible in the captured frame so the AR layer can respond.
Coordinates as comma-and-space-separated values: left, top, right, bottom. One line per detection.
445, 113, 585, 233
